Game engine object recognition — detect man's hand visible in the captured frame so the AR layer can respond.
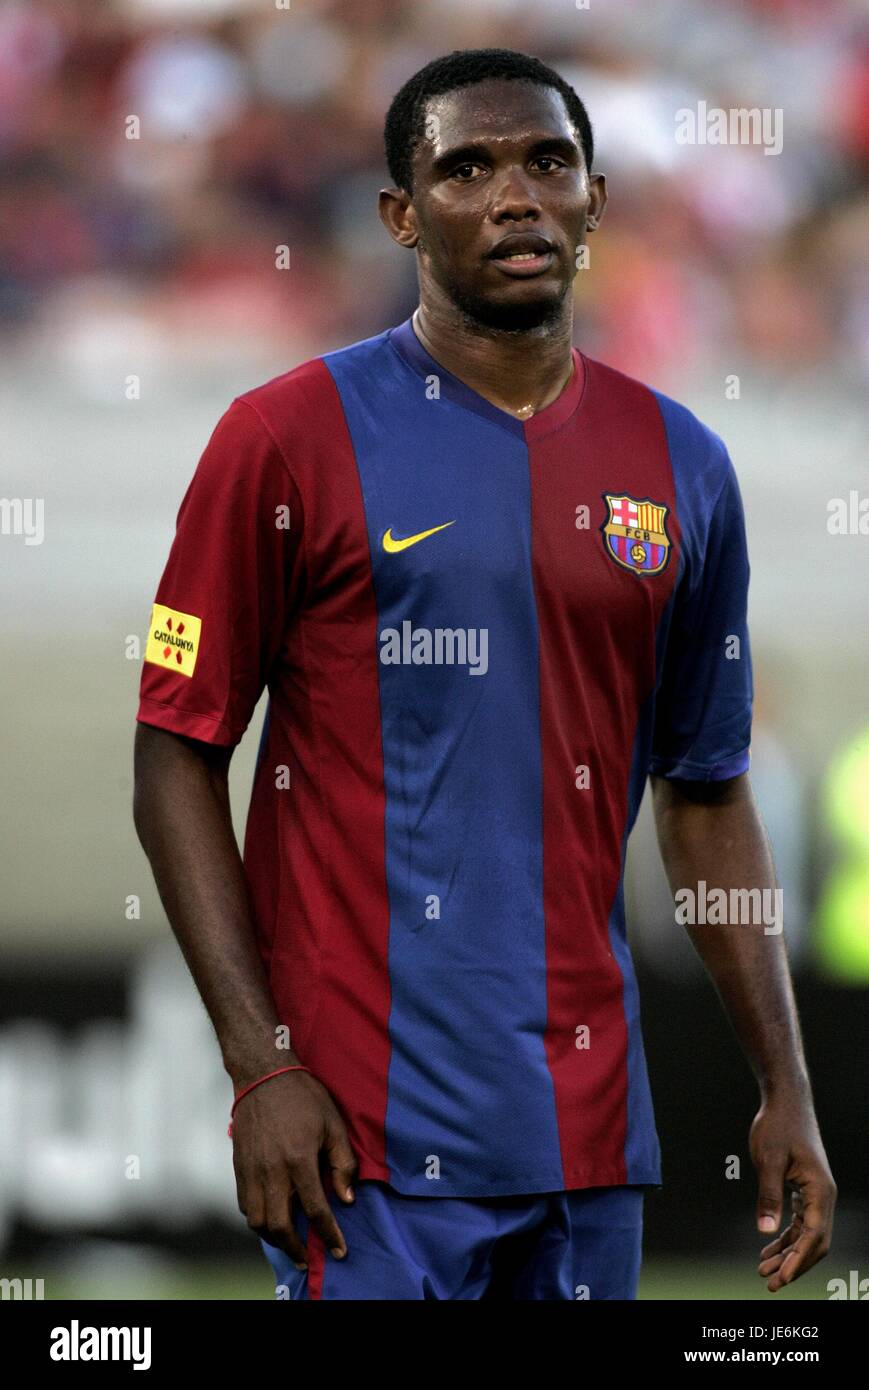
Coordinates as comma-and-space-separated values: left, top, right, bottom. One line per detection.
134, 726, 360, 1269
750, 1094, 836, 1292
652, 772, 837, 1293
231, 1069, 358, 1269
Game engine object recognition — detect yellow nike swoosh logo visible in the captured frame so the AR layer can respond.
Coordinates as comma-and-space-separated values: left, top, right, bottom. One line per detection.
382, 521, 455, 553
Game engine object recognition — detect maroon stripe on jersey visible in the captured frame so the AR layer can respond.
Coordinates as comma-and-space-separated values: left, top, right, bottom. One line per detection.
525, 357, 680, 1186
306, 1228, 326, 1300
241, 358, 392, 1182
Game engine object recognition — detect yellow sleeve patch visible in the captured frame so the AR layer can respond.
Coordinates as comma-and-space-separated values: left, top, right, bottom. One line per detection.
144, 603, 202, 678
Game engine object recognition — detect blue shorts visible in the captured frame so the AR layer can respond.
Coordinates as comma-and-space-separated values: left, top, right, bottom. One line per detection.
261, 1181, 645, 1300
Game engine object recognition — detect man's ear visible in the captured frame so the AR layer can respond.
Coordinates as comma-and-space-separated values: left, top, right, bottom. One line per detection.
378, 187, 419, 249
586, 172, 608, 232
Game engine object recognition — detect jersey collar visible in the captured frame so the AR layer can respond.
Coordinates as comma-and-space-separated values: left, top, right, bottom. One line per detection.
388, 315, 586, 443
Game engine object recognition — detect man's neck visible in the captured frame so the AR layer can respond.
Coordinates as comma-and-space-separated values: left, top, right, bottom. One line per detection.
412, 296, 575, 420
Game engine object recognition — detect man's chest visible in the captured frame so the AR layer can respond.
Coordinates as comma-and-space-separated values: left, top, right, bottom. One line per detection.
299, 420, 682, 669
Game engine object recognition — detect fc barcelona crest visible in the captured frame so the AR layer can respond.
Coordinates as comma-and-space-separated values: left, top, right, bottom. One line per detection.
601, 492, 672, 576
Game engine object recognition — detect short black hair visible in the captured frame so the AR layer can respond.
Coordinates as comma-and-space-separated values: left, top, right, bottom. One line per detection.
384, 48, 594, 195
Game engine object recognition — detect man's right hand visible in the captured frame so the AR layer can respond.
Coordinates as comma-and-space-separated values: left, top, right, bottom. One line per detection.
231, 1069, 358, 1268
133, 727, 358, 1268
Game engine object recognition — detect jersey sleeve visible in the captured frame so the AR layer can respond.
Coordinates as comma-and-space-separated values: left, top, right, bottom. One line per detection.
136, 396, 304, 747
649, 447, 754, 781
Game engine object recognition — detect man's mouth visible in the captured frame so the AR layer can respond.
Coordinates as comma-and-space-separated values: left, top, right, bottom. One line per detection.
487, 235, 556, 277
489, 249, 555, 277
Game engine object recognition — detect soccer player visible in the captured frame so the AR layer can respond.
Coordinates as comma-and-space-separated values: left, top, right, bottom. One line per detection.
133, 48, 835, 1300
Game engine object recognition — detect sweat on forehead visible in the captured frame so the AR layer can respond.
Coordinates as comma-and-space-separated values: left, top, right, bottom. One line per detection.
414, 83, 580, 173
383, 48, 594, 193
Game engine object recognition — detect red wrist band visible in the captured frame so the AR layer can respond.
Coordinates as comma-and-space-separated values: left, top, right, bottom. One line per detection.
227, 1065, 311, 1138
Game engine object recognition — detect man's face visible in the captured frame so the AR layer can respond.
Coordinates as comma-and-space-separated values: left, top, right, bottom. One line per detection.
401, 79, 605, 331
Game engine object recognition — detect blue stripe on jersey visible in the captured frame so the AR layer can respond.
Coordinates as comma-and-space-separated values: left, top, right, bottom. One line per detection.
323, 331, 565, 1193
651, 389, 753, 781
608, 684, 665, 1182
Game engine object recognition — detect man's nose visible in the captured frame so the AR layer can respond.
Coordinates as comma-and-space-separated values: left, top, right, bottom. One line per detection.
488, 167, 542, 221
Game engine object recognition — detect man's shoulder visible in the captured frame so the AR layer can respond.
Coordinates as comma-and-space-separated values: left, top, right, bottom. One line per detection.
235, 324, 397, 428
583, 352, 734, 493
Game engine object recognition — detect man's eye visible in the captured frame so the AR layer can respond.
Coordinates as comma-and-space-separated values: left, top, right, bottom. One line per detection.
533, 157, 564, 172
451, 164, 480, 180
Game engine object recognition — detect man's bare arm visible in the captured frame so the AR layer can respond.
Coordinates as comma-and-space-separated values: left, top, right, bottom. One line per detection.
133, 722, 356, 1266
650, 770, 836, 1292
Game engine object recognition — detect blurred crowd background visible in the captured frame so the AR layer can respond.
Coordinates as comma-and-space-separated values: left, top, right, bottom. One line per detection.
1, 0, 867, 1300
2, 0, 869, 381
